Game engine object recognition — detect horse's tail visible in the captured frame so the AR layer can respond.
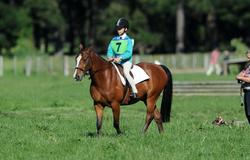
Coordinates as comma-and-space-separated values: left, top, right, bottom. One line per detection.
160, 65, 173, 123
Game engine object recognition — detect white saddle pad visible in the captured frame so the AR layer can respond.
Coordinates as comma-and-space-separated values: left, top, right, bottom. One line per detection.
111, 62, 150, 86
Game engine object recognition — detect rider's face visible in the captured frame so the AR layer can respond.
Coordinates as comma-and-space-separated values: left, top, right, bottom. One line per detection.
117, 28, 127, 36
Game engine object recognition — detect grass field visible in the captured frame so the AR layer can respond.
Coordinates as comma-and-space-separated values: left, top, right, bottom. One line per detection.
0, 73, 249, 160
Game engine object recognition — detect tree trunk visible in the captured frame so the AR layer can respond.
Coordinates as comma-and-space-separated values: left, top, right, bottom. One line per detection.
34, 23, 41, 50
44, 29, 49, 53
138, 44, 145, 55
176, 0, 185, 53
206, 10, 217, 48
87, 0, 97, 46
69, 11, 75, 55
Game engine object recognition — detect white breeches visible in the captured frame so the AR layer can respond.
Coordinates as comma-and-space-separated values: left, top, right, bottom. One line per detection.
122, 61, 138, 93
206, 63, 221, 76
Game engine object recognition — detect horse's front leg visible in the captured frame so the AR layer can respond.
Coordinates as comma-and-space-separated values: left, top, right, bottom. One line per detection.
111, 102, 122, 134
94, 103, 104, 135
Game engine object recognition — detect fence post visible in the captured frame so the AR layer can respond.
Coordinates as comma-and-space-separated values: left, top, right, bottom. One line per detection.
13, 56, 17, 75
171, 54, 176, 68
181, 54, 187, 68
48, 56, 54, 75
25, 57, 32, 76
134, 55, 140, 64
192, 54, 197, 68
204, 54, 209, 70
0, 56, 3, 76
36, 56, 42, 74
64, 56, 69, 76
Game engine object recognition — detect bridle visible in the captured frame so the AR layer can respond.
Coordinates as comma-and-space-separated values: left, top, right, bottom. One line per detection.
74, 52, 114, 77
74, 67, 85, 72
74, 52, 90, 74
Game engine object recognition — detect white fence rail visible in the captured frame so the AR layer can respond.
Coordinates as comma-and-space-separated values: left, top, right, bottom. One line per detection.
0, 56, 3, 76
174, 81, 240, 96
133, 53, 210, 69
0, 55, 73, 76
0, 53, 212, 76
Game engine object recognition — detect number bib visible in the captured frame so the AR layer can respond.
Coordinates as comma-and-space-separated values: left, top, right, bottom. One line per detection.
110, 39, 128, 54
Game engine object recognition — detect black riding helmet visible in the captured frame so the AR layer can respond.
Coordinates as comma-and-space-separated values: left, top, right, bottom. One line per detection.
116, 18, 129, 30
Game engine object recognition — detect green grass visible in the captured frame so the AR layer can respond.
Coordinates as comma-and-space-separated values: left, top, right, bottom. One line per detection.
0, 74, 249, 160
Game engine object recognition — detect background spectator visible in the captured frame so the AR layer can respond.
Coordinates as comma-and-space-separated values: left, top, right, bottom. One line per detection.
206, 47, 222, 76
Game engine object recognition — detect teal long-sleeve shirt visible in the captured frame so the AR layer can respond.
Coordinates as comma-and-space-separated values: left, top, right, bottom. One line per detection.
107, 34, 134, 64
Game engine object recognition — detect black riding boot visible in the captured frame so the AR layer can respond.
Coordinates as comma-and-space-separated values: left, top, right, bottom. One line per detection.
244, 91, 250, 124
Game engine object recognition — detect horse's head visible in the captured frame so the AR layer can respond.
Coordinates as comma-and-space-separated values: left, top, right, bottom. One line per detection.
73, 44, 92, 81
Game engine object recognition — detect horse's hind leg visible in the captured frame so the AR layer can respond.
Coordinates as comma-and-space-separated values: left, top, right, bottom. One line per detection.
143, 98, 156, 133
154, 108, 163, 133
143, 98, 163, 133
143, 108, 154, 133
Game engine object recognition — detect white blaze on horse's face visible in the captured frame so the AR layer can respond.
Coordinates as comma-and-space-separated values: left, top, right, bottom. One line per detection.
75, 54, 82, 68
73, 54, 83, 80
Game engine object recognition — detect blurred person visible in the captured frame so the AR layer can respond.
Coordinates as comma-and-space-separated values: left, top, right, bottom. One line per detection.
236, 50, 250, 124
206, 47, 222, 76
106, 18, 137, 98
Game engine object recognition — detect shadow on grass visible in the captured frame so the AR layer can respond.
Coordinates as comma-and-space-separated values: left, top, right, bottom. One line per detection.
82, 131, 126, 138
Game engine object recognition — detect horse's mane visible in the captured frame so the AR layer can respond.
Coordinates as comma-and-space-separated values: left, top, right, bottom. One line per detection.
86, 47, 109, 63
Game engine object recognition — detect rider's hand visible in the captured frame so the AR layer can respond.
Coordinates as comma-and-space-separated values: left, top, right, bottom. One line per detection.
114, 57, 121, 63
108, 57, 114, 62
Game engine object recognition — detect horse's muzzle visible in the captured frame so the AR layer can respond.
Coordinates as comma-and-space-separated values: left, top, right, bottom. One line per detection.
74, 75, 82, 81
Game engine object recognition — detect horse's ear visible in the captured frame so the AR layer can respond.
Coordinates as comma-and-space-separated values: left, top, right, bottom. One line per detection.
80, 43, 84, 50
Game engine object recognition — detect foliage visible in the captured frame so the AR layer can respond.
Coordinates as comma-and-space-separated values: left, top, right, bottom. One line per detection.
131, 9, 162, 54
230, 38, 249, 55
11, 38, 38, 56
187, 0, 214, 13
1, 0, 250, 55
24, 0, 65, 53
0, 2, 29, 55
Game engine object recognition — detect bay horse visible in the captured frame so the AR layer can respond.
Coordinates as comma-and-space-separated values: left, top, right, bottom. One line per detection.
73, 44, 172, 134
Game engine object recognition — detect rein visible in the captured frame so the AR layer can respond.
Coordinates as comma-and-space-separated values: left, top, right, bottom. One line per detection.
75, 63, 113, 78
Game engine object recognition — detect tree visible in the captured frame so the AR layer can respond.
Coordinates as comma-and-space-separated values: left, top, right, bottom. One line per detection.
186, 0, 218, 51
24, 0, 65, 54
130, 9, 161, 54
135, 0, 177, 53
0, 2, 27, 55
176, 0, 185, 53
216, 0, 250, 47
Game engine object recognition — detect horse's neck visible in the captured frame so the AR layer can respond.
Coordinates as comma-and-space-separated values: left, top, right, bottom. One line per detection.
90, 52, 112, 75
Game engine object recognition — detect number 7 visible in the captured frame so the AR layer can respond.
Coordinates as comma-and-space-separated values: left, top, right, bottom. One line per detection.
116, 42, 121, 52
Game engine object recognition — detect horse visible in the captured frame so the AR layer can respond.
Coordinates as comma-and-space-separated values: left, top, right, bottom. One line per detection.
73, 44, 172, 134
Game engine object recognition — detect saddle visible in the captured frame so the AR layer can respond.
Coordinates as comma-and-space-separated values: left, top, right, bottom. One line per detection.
111, 62, 150, 86
111, 62, 150, 105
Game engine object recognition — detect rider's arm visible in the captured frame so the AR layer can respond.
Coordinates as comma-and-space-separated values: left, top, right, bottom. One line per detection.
107, 41, 114, 59
236, 75, 250, 83
236, 69, 250, 83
